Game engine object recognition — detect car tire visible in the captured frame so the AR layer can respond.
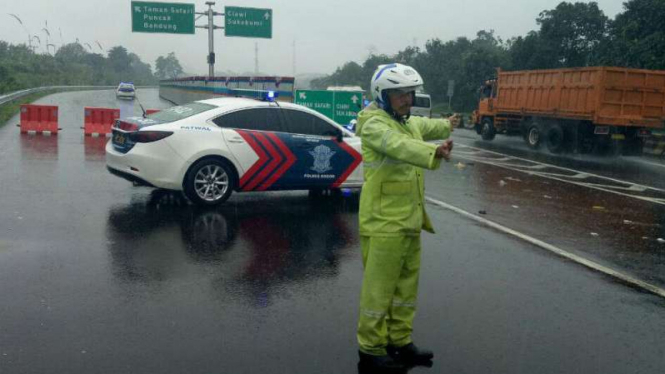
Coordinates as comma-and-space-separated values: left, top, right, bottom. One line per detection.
480, 118, 496, 141
546, 124, 565, 153
184, 158, 235, 206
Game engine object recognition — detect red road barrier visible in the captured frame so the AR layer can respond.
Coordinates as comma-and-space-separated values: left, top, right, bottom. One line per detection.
146, 109, 160, 115
84, 107, 119, 136
20, 104, 59, 134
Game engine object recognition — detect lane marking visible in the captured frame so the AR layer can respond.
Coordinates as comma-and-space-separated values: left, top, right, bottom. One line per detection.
453, 143, 665, 206
425, 196, 665, 299
454, 143, 665, 190
633, 158, 665, 169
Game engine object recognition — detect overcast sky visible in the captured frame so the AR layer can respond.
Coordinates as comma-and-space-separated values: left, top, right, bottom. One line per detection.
1, 0, 627, 77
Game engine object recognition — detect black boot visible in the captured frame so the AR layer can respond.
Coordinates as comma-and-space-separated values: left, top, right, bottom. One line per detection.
387, 343, 433, 365
358, 351, 406, 373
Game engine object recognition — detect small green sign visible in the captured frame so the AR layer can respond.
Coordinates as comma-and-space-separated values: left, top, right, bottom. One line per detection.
333, 91, 363, 126
131, 1, 195, 34
225, 6, 272, 39
295, 90, 363, 125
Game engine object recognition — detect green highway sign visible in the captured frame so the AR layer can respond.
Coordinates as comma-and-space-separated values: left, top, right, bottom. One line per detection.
225, 6, 272, 39
296, 90, 334, 120
333, 91, 363, 126
295, 90, 363, 125
131, 1, 195, 34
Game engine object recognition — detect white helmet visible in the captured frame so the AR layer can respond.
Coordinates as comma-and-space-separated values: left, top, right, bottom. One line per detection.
370, 63, 423, 107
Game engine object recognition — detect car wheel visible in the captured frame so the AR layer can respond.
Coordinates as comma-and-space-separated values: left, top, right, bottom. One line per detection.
184, 158, 235, 206
480, 118, 496, 141
546, 124, 565, 153
526, 125, 541, 149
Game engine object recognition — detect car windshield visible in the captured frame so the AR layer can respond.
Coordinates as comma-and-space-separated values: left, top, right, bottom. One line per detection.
147, 102, 217, 122
414, 96, 430, 108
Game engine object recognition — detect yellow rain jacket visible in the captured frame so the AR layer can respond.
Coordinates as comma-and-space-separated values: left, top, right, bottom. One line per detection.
356, 102, 452, 237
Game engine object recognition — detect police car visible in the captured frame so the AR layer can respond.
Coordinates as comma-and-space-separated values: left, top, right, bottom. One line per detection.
106, 96, 363, 206
116, 82, 136, 99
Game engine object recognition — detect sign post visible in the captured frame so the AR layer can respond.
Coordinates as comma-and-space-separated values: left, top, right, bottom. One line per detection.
447, 79, 455, 112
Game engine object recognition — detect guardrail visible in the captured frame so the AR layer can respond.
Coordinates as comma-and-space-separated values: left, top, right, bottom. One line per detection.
0, 85, 157, 107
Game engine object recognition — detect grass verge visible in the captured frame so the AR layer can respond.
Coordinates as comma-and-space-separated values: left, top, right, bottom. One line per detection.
0, 91, 54, 128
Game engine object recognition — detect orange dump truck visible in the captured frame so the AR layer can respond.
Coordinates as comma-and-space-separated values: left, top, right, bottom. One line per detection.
473, 67, 665, 154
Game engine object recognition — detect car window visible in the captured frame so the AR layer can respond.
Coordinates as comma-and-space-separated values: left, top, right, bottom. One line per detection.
148, 102, 217, 122
212, 108, 283, 132
281, 109, 340, 137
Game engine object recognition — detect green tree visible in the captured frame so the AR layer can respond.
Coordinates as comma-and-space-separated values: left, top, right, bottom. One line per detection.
54, 43, 87, 64
155, 52, 183, 80
310, 61, 364, 89
535, 1, 609, 67
129, 53, 156, 85
602, 0, 665, 69
107, 46, 132, 74
508, 30, 570, 70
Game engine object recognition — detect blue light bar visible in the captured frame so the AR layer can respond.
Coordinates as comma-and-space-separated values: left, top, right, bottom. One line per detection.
263, 90, 278, 102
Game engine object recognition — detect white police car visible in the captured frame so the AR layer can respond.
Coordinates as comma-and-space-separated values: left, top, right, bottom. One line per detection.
106, 97, 363, 206
116, 82, 136, 99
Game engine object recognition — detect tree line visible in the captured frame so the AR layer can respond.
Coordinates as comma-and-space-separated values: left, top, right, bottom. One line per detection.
311, 0, 665, 111
0, 41, 184, 95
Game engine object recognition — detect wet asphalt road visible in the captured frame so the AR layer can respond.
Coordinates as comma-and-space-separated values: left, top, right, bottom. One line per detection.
1, 90, 664, 374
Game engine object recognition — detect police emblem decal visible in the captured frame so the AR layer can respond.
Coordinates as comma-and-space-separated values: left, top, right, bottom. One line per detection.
309, 145, 336, 173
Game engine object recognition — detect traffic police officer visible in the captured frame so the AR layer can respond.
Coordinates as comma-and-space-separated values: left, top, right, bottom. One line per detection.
355, 63, 456, 372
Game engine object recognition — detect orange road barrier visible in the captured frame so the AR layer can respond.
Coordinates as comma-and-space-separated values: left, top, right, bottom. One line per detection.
84, 107, 120, 136
19, 104, 59, 134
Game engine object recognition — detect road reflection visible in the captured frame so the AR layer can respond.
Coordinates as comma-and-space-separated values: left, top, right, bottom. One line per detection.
20, 134, 58, 160
83, 136, 109, 161
106, 190, 360, 306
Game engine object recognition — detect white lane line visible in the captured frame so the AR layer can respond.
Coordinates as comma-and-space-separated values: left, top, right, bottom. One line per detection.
425, 196, 665, 299
629, 158, 665, 169
455, 153, 665, 206
456, 143, 665, 193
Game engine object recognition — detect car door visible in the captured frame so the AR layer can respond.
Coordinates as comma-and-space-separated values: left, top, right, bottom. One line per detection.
212, 107, 296, 191
280, 108, 362, 189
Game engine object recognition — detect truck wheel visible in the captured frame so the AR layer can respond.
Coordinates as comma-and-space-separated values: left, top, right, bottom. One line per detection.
546, 124, 565, 153
480, 118, 496, 141
525, 125, 541, 149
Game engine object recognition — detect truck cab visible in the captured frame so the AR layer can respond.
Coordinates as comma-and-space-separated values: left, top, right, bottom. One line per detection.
478, 80, 496, 116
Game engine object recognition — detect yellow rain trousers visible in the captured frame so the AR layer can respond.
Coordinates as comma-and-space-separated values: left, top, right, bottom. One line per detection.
355, 103, 451, 355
